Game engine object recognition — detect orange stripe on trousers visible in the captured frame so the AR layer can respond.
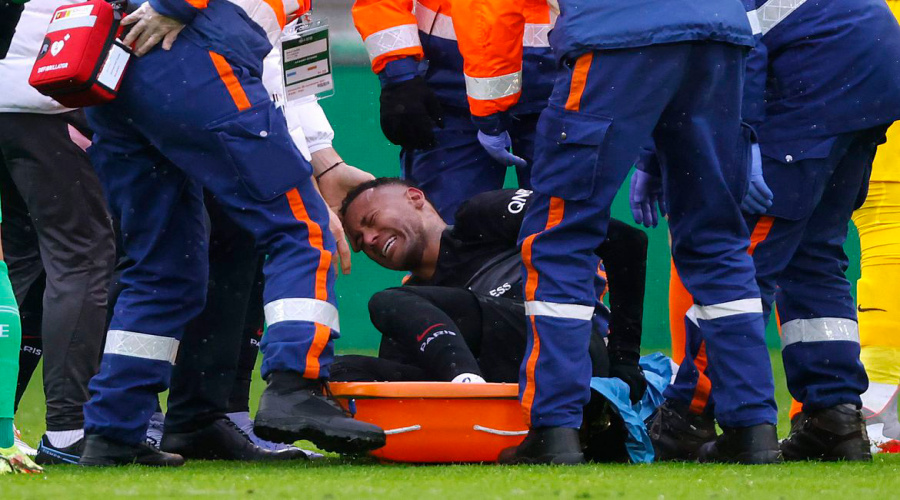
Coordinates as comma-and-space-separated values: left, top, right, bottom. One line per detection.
286, 188, 333, 379
521, 197, 565, 423
674, 216, 776, 413
565, 52, 594, 112
209, 52, 251, 111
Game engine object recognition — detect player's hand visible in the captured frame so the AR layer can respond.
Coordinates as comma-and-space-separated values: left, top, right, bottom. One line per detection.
311, 150, 375, 210
741, 143, 773, 214
121, 3, 185, 57
0, 446, 43, 475
609, 360, 647, 404
629, 169, 666, 228
477, 130, 528, 168
379, 76, 444, 149
328, 208, 352, 275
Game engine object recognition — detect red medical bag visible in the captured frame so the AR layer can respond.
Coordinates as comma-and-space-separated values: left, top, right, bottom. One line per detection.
28, 0, 131, 108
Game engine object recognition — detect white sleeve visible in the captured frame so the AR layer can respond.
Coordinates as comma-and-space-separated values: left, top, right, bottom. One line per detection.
261, 42, 335, 160
261, 44, 313, 160
285, 97, 334, 155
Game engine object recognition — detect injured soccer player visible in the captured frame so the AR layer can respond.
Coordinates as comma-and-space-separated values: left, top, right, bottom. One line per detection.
335, 179, 665, 453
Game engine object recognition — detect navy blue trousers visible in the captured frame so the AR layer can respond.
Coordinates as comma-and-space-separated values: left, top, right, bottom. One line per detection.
519, 43, 777, 429
669, 128, 886, 415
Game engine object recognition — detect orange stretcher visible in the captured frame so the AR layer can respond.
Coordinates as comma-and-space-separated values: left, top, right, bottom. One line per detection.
329, 382, 527, 463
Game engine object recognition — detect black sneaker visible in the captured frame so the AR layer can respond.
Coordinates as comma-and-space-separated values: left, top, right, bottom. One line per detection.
253, 372, 386, 455
648, 399, 717, 461
161, 418, 308, 461
79, 434, 185, 467
497, 427, 585, 465
781, 404, 871, 462
35, 435, 84, 465
698, 424, 782, 464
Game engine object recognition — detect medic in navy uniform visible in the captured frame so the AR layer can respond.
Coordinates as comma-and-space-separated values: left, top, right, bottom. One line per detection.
484, 0, 781, 465
352, 0, 556, 221
77, 0, 385, 466
644, 0, 900, 462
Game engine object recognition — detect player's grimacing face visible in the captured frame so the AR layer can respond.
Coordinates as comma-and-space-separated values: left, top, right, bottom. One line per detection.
343, 186, 429, 271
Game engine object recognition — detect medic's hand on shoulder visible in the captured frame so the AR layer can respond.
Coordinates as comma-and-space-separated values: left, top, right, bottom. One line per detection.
377, 57, 444, 150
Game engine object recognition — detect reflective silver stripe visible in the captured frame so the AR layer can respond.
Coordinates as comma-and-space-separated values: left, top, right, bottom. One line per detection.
523, 23, 551, 48
465, 71, 523, 101
781, 317, 859, 347
264, 298, 340, 333
747, 10, 762, 36
750, 0, 808, 36
686, 298, 762, 326
415, 2, 552, 47
416, 3, 456, 40
47, 15, 98, 34
364, 24, 421, 62
524, 300, 594, 321
105, 330, 180, 364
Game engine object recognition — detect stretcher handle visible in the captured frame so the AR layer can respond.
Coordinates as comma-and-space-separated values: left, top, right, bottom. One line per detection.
473, 425, 528, 436
383, 425, 422, 435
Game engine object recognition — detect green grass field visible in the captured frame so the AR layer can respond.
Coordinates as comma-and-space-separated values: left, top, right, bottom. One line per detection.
3, 353, 898, 499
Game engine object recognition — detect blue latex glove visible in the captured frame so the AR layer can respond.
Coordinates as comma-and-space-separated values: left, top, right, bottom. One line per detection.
629, 169, 665, 228
741, 143, 773, 214
476, 130, 528, 168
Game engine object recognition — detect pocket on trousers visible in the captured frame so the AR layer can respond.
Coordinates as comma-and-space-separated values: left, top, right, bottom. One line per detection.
531, 106, 612, 201
207, 101, 311, 201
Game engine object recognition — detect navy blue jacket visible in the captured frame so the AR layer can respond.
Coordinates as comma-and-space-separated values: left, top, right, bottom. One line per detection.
549, 0, 755, 62
743, 0, 900, 142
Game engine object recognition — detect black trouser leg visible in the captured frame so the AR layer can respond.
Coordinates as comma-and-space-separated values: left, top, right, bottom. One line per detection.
164, 194, 257, 433
368, 286, 484, 381
14, 276, 44, 411
227, 261, 264, 414
0, 111, 114, 431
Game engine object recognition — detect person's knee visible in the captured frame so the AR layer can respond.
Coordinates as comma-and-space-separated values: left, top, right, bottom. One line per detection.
368, 287, 413, 330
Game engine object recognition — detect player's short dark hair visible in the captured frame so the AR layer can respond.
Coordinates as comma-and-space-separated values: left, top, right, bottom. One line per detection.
339, 177, 424, 218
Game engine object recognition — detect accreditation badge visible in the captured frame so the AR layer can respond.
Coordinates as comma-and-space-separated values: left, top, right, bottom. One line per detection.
280, 15, 334, 102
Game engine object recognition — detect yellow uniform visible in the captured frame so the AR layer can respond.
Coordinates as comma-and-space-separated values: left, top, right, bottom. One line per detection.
852, 0, 900, 449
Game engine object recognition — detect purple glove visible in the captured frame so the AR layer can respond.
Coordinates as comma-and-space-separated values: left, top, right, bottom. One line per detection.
741, 143, 774, 214
477, 130, 528, 168
629, 169, 665, 228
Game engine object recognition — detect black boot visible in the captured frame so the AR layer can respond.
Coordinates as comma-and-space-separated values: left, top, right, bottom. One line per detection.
497, 427, 585, 465
79, 434, 185, 467
580, 392, 629, 463
160, 418, 308, 461
254, 372, 386, 454
648, 399, 717, 461
698, 424, 782, 464
780, 404, 871, 462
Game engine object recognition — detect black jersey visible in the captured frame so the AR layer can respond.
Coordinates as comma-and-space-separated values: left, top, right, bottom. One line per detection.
405, 188, 534, 299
